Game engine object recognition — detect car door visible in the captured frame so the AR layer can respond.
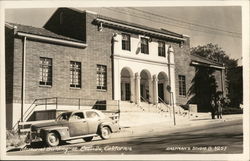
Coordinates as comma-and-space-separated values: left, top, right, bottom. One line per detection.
85, 111, 101, 134
68, 112, 89, 137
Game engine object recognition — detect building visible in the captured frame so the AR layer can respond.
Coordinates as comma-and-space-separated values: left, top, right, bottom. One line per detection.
5, 8, 226, 129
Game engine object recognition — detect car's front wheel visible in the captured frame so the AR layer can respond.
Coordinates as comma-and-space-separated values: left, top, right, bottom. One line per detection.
45, 132, 60, 147
100, 126, 111, 140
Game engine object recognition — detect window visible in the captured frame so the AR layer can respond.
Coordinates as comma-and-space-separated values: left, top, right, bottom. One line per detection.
122, 34, 131, 51
70, 61, 81, 88
158, 41, 166, 57
141, 38, 149, 54
86, 111, 100, 119
39, 57, 52, 86
70, 112, 84, 120
178, 75, 186, 96
96, 65, 107, 90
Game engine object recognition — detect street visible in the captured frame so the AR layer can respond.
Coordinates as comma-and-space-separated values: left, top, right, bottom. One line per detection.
7, 118, 243, 155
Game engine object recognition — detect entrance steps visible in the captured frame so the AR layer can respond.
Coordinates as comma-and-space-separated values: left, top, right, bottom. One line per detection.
119, 112, 173, 127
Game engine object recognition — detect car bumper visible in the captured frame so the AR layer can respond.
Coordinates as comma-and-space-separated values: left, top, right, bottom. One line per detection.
27, 131, 43, 143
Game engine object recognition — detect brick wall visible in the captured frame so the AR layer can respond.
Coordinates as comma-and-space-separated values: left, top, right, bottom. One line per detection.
173, 36, 195, 105
8, 12, 115, 105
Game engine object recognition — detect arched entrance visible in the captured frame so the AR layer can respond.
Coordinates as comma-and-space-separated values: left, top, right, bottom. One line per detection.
158, 72, 170, 104
120, 67, 133, 101
140, 69, 152, 103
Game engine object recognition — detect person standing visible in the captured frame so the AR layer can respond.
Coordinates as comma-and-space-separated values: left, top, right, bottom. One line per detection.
210, 95, 216, 119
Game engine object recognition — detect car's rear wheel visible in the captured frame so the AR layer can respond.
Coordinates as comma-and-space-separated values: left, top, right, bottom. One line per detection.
45, 132, 60, 147
83, 136, 93, 142
100, 126, 111, 140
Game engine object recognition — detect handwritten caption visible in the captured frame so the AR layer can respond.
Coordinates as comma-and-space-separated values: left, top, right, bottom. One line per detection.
21, 145, 132, 154
165, 146, 228, 152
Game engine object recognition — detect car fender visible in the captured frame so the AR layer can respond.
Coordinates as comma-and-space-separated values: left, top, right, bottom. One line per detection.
98, 122, 114, 133
40, 126, 70, 140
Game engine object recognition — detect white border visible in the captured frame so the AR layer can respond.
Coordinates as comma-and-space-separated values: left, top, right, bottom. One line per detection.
0, 0, 249, 160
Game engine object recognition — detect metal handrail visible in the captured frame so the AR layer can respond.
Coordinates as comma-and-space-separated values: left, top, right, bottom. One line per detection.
12, 99, 38, 131
140, 96, 149, 103
158, 96, 172, 117
16, 97, 120, 130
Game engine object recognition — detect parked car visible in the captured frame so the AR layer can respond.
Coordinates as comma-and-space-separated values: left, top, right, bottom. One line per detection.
28, 109, 120, 147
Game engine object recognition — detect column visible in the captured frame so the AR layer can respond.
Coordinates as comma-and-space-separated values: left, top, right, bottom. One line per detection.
135, 73, 141, 104
121, 82, 126, 101
153, 75, 158, 104
148, 78, 153, 103
113, 60, 120, 100
130, 76, 135, 102
221, 69, 226, 97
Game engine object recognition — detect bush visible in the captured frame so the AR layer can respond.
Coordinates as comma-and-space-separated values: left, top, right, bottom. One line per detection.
6, 130, 27, 148
222, 107, 243, 115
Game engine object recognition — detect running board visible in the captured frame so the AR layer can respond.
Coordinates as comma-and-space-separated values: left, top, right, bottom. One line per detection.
62, 134, 99, 141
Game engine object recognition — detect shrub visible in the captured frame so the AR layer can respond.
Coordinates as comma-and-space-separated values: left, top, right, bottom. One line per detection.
222, 107, 243, 115
6, 130, 27, 148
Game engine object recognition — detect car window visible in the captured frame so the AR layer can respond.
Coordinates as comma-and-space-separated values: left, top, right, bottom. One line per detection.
57, 112, 72, 121
86, 111, 100, 119
71, 112, 84, 120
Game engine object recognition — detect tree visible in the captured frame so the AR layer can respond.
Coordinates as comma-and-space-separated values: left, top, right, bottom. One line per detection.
190, 43, 240, 107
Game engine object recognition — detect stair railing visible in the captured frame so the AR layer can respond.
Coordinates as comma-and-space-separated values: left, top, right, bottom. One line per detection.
158, 96, 172, 117
12, 99, 37, 131
140, 96, 151, 111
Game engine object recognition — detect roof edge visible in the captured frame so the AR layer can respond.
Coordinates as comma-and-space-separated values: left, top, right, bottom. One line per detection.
191, 53, 224, 66
17, 32, 88, 48
95, 17, 186, 42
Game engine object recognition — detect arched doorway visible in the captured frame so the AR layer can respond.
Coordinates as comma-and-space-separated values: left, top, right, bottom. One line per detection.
140, 69, 152, 103
158, 72, 169, 104
120, 67, 133, 101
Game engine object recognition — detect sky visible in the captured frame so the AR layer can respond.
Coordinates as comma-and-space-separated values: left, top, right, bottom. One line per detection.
5, 6, 242, 64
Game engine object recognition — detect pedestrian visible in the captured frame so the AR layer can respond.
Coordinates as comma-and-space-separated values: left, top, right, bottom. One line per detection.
216, 95, 223, 119
210, 95, 216, 119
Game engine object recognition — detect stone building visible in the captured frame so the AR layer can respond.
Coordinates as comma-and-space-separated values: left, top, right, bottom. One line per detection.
5, 8, 226, 129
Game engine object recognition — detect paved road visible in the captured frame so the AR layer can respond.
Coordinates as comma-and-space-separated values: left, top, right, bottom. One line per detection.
8, 119, 243, 155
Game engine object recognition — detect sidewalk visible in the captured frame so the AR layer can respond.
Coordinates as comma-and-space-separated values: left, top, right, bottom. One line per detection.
114, 114, 243, 138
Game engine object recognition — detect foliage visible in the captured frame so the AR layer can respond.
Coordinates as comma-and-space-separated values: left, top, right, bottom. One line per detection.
222, 107, 243, 115
6, 130, 27, 148
187, 67, 217, 112
190, 43, 240, 108
190, 43, 238, 68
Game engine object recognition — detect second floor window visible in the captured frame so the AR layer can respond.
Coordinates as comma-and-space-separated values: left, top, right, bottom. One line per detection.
158, 41, 166, 57
70, 61, 81, 88
39, 57, 52, 86
141, 37, 149, 54
178, 75, 186, 96
122, 34, 131, 51
97, 65, 107, 90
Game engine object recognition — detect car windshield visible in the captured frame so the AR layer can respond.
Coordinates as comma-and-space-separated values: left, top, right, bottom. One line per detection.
56, 112, 72, 121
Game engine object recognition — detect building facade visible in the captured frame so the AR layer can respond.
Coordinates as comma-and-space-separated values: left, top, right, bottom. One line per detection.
5, 8, 226, 129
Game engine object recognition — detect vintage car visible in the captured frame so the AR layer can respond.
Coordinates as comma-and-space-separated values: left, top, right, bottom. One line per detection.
29, 109, 120, 147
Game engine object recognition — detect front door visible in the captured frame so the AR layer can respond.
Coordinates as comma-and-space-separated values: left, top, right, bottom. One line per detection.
158, 83, 164, 102
140, 84, 144, 101
68, 112, 89, 137
125, 83, 130, 101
